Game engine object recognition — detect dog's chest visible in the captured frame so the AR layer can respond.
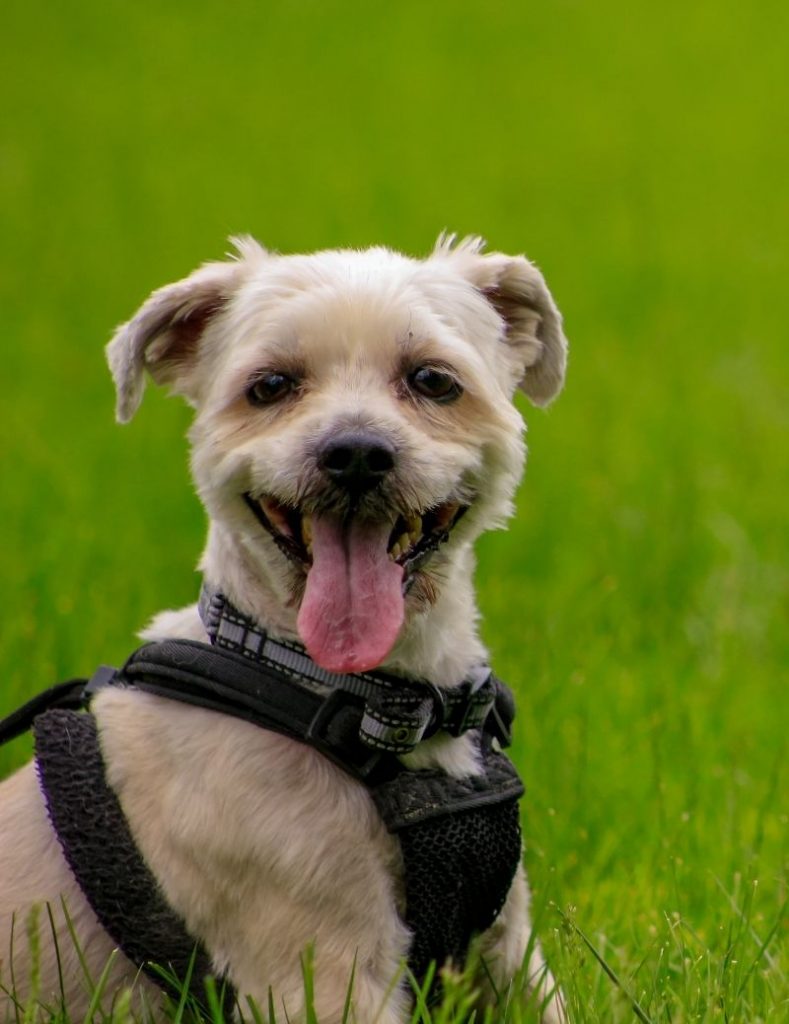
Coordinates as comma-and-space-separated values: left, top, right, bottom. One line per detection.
95, 688, 406, 926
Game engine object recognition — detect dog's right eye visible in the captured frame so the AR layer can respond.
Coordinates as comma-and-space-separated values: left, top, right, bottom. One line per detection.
408, 366, 463, 403
246, 373, 296, 406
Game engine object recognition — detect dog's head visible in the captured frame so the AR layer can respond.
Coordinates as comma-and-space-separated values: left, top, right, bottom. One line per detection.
107, 235, 567, 674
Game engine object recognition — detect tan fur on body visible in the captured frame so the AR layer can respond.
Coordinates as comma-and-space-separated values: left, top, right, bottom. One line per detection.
0, 236, 568, 1022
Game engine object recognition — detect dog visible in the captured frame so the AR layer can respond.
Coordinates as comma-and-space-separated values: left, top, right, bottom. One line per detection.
0, 234, 568, 1022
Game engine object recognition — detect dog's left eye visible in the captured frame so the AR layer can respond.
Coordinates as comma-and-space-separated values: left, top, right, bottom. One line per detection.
246, 373, 296, 406
408, 367, 462, 403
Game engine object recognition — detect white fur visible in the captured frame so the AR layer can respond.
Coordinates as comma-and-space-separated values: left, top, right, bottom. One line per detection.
0, 236, 567, 1022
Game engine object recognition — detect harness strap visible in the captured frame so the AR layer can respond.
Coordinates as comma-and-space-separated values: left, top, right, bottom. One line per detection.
81, 638, 515, 783
33, 709, 235, 1015
198, 585, 512, 747
0, 679, 87, 746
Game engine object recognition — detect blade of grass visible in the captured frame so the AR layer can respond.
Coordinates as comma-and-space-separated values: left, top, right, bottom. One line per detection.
59, 898, 97, 995
267, 986, 277, 1024
22, 906, 41, 1024
8, 911, 22, 1024
169, 946, 197, 1024
203, 975, 228, 1024
340, 951, 357, 1024
555, 907, 654, 1024
405, 962, 435, 1024
299, 944, 318, 1024
44, 902, 67, 1019
79, 948, 118, 1024
245, 992, 267, 1024
736, 899, 787, 998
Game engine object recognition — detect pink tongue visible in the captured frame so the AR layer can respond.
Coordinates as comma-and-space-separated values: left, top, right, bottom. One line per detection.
297, 514, 405, 673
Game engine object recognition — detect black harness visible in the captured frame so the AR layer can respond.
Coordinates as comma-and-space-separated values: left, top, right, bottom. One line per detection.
1, 589, 524, 1009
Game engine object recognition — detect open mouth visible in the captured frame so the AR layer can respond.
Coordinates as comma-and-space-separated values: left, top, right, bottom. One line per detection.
243, 492, 468, 674
243, 493, 467, 578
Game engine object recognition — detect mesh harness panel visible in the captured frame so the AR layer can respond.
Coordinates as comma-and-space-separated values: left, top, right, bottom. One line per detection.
372, 753, 524, 980
33, 709, 229, 1013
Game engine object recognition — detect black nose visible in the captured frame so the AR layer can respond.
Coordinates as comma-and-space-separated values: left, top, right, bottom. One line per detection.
318, 431, 396, 492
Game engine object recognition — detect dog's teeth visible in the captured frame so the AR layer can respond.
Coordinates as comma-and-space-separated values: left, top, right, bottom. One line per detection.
389, 532, 414, 562
434, 503, 459, 529
300, 516, 313, 555
260, 497, 292, 537
406, 514, 422, 537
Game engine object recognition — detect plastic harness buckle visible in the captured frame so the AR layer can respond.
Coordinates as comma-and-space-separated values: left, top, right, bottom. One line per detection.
82, 665, 120, 704
304, 689, 385, 780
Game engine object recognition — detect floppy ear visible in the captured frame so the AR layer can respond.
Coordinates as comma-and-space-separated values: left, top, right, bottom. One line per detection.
106, 236, 266, 422
480, 253, 568, 405
436, 236, 568, 405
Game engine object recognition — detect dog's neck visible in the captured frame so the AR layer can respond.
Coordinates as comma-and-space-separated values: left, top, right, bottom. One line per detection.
199, 522, 488, 688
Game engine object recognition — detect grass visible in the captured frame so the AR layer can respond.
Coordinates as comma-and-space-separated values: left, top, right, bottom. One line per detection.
4, 914, 560, 1024
0, 0, 787, 1019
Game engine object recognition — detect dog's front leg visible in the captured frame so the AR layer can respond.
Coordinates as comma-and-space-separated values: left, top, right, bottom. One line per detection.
473, 864, 566, 1023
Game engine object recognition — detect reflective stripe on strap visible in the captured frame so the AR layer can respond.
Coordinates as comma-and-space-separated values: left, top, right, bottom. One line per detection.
197, 583, 508, 754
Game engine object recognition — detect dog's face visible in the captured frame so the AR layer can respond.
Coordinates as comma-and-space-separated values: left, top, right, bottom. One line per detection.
108, 236, 567, 673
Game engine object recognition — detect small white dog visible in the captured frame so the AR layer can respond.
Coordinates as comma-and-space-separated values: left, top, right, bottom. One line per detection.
0, 235, 567, 1022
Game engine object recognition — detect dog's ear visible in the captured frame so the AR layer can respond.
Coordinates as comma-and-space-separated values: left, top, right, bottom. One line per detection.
106, 236, 267, 422
435, 235, 568, 405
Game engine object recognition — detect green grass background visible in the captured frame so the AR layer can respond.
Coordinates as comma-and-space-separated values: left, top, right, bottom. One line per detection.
1, 1, 786, 1020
